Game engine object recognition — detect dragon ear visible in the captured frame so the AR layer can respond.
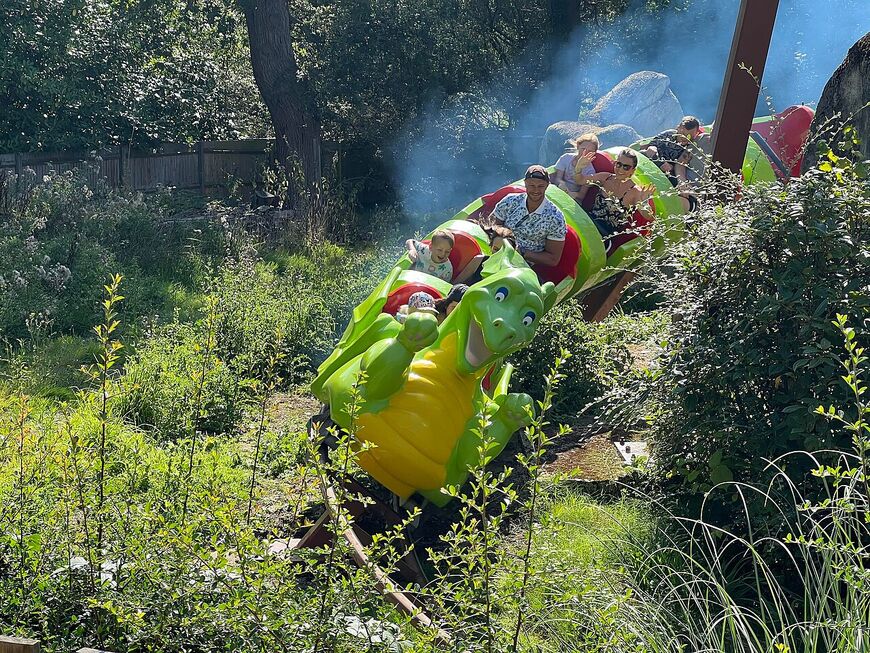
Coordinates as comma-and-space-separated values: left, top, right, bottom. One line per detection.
541, 281, 558, 313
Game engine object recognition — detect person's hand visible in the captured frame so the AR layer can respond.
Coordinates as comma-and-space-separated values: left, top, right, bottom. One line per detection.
407, 247, 418, 263
637, 183, 656, 203
575, 151, 596, 171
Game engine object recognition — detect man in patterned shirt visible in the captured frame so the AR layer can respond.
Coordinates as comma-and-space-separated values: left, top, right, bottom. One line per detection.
492, 165, 566, 268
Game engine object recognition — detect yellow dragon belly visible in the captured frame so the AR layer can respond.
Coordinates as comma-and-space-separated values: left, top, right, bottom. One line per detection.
355, 332, 483, 499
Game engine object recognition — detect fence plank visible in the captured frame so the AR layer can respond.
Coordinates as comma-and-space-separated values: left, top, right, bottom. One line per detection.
0, 636, 40, 653
197, 141, 205, 194
204, 139, 273, 152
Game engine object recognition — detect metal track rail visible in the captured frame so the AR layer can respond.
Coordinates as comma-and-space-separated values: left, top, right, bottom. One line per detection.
292, 416, 449, 643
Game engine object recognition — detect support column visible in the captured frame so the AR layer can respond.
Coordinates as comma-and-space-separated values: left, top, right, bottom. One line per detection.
711, 0, 780, 173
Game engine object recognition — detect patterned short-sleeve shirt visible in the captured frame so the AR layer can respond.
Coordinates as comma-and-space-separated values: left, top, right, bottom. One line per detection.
491, 193, 566, 253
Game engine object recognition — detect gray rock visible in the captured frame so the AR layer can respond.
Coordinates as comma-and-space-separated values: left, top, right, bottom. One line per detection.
803, 32, 870, 172
540, 122, 642, 165
585, 71, 684, 137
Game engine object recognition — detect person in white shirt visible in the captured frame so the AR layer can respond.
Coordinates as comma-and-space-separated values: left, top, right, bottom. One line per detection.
405, 230, 454, 282
491, 165, 566, 268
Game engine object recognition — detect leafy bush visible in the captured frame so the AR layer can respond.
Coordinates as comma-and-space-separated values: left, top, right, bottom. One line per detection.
576, 318, 870, 653
120, 320, 247, 439
510, 304, 667, 415
210, 252, 336, 385
120, 251, 346, 440
0, 170, 222, 337
267, 238, 401, 331
617, 158, 869, 520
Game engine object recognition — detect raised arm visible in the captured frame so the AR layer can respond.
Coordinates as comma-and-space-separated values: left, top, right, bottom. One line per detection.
584, 171, 614, 187
625, 184, 656, 219
572, 151, 597, 188
405, 239, 419, 262
453, 254, 486, 284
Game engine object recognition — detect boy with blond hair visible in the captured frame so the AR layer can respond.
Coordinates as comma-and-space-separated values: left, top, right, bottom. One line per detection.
406, 229, 454, 282
552, 132, 599, 203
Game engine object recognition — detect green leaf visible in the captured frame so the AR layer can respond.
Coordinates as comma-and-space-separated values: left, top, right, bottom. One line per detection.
709, 464, 733, 484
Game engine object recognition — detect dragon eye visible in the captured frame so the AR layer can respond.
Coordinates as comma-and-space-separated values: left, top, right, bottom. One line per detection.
494, 287, 509, 302
522, 311, 536, 327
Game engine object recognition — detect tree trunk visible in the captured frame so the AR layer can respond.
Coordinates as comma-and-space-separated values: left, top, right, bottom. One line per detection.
242, 0, 321, 195
548, 0, 579, 40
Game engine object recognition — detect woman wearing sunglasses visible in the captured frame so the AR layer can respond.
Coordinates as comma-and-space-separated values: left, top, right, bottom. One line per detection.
581, 148, 656, 238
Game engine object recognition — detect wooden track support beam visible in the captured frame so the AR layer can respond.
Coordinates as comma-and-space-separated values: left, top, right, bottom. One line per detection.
580, 271, 636, 322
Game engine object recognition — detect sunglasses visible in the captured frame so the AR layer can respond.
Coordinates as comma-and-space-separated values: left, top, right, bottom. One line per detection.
525, 170, 549, 181
614, 161, 635, 170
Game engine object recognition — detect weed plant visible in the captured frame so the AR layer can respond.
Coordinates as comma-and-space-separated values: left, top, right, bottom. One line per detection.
0, 170, 225, 338
574, 316, 870, 652
510, 305, 667, 416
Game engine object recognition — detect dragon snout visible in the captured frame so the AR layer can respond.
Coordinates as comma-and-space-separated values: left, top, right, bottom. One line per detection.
491, 317, 517, 344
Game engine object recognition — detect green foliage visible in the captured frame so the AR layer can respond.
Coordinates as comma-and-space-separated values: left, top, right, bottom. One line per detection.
0, 0, 268, 151
209, 253, 335, 384
296, 0, 548, 145
0, 170, 222, 337
120, 318, 246, 440
510, 305, 667, 415
580, 318, 870, 653
616, 160, 869, 518
510, 494, 658, 652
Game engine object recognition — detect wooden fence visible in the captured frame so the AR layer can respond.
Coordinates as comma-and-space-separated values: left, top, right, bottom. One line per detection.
0, 635, 114, 653
0, 140, 276, 194
0, 134, 544, 196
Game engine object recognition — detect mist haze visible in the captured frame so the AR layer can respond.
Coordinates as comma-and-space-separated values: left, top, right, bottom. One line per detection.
391, 0, 869, 216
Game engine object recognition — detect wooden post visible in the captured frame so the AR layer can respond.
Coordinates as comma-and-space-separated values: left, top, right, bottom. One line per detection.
580, 271, 636, 323
197, 141, 205, 195
14, 153, 22, 176
711, 0, 780, 173
0, 635, 41, 653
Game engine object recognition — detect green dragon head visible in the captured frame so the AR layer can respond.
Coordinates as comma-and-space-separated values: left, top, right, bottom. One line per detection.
442, 248, 557, 374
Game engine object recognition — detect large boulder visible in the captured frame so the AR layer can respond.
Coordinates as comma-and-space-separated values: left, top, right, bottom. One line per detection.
803, 32, 870, 172
540, 121, 642, 165
585, 71, 684, 137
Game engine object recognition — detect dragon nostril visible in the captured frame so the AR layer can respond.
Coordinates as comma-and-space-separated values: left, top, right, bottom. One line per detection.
493, 318, 503, 327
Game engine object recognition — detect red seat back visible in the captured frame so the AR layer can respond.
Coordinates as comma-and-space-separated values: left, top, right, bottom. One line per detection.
605, 201, 655, 256
535, 226, 581, 285
591, 151, 615, 173
421, 231, 482, 282
382, 283, 444, 316
446, 232, 482, 280
475, 184, 526, 221
581, 152, 615, 211
753, 106, 814, 177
